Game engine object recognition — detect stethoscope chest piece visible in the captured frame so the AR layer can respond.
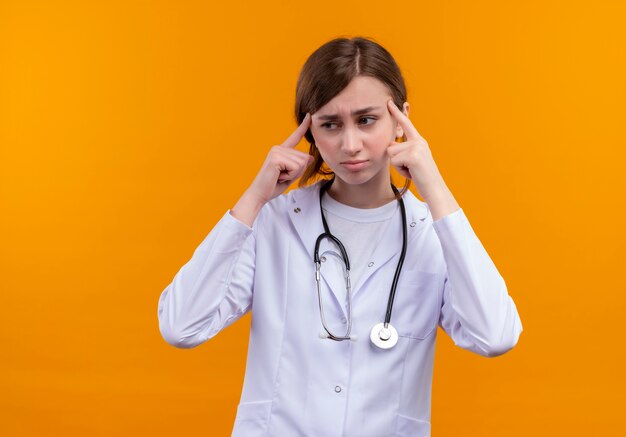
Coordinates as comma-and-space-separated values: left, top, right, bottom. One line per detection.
370, 322, 399, 349
315, 178, 407, 351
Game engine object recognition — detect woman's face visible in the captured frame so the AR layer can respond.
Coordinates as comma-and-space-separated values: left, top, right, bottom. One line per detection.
310, 75, 407, 187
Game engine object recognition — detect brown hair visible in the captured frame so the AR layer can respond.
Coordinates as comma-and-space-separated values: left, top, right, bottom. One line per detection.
294, 36, 411, 198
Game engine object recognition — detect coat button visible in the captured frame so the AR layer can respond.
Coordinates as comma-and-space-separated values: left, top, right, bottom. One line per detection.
368, 262, 374, 267
320, 256, 327, 263
334, 385, 342, 393
294, 207, 301, 213
410, 221, 416, 227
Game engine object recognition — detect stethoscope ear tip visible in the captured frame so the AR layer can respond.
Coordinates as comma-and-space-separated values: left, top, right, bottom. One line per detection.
318, 331, 358, 341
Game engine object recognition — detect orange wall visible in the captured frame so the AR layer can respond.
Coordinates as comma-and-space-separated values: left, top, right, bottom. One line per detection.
1, 1, 624, 435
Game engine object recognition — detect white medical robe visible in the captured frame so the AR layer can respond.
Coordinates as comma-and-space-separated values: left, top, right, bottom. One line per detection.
158, 180, 523, 436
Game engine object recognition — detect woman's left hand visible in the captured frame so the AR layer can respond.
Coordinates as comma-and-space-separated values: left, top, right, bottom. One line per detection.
386, 99, 447, 200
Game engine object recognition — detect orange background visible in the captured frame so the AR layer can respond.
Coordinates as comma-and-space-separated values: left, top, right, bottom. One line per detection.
1, 1, 624, 435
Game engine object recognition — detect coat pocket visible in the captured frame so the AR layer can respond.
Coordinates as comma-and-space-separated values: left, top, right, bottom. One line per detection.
385, 269, 442, 340
395, 413, 431, 437
231, 400, 272, 437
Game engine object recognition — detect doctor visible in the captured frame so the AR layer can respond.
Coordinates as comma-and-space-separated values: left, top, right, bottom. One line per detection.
158, 36, 523, 437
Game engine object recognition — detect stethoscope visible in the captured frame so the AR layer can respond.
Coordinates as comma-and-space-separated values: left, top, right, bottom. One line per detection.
314, 177, 408, 350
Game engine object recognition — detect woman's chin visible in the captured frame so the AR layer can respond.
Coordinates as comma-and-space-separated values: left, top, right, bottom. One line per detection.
332, 170, 378, 187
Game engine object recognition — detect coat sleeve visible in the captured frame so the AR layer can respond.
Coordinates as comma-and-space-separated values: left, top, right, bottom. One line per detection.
157, 210, 257, 349
434, 208, 523, 357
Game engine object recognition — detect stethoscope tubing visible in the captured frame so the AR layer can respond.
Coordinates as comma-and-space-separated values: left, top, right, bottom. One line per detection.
383, 183, 407, 327
314, 177, 407, 342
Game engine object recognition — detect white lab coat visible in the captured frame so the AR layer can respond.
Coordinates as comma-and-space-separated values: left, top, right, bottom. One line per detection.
158, 180, 523, 437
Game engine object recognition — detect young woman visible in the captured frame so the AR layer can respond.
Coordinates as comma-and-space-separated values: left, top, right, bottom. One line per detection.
158, 36, 523, 437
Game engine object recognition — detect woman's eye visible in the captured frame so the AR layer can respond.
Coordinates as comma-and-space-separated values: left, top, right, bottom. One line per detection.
359, 116, 376, 125
321, 117, 375, 129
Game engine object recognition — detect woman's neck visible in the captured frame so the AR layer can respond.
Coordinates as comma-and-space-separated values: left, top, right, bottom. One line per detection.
327, 173, 397, 209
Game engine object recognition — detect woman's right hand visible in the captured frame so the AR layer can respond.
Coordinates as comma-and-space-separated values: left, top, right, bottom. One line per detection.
230, 114, 313, 227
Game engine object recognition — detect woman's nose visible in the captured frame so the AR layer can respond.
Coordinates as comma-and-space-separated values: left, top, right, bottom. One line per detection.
340, 127, 362, 155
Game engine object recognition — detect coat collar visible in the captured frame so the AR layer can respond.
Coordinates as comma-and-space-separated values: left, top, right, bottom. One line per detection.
286, 180, 430, 316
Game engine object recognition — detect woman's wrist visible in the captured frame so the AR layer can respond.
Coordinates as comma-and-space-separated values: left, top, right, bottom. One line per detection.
422, 182, 460, 222
230, 190, 266, 228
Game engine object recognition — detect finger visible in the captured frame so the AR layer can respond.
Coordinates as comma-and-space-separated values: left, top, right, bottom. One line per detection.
283, 156, 310, 183
277, 164, 306, 184
387, 151, 412, 179
278, 152, 313, 183
386, 142, 404, 157
283, 147, 314, 162
387, 100, 421, 142
281, 149, 314, 174
275, 155, 303, 183
275, 153, 300, 174
281, 113, 311, 149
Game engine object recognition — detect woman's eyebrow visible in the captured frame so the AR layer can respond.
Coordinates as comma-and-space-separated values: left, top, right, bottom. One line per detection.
317, 106, 381, 120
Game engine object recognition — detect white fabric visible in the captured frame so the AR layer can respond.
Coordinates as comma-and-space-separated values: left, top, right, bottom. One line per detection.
321, 191, 398, 299
157, 180, 523, 437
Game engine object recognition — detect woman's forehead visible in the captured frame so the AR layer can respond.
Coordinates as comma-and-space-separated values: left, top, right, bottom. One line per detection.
314, 76, 391, 118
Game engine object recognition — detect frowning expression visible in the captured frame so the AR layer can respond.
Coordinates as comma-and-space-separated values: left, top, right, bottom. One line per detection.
310, 75, 406, 185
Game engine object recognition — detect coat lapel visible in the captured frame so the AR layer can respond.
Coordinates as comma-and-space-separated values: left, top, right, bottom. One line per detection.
287, 181, 349, 318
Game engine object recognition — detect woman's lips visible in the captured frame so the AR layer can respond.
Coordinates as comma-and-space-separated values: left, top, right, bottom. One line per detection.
340, 160, 368, 171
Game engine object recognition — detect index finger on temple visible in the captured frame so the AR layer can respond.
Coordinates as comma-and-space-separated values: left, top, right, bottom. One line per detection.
281, 113, 311, 148
387, 100, 421, 141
